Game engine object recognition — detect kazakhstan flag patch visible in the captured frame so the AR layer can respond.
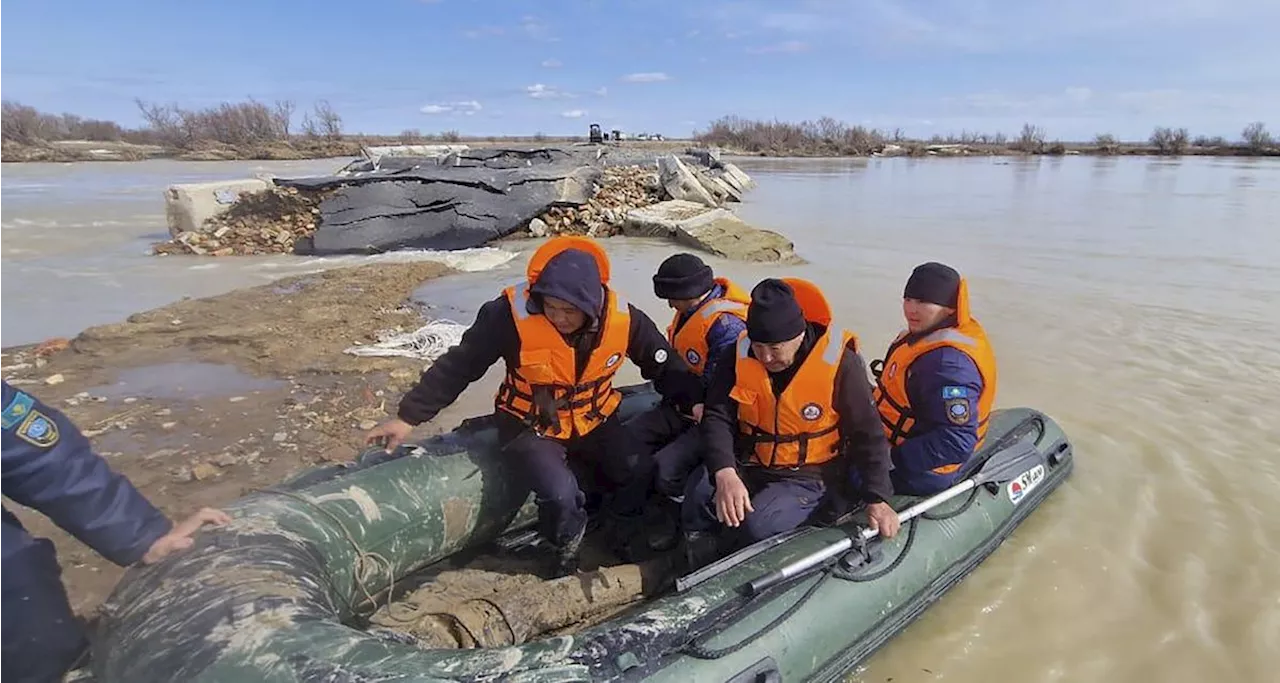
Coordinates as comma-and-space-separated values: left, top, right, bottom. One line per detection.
2, 391, 36, 430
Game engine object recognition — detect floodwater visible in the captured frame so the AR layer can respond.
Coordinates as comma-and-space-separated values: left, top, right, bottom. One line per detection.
3, 155, 1280, 682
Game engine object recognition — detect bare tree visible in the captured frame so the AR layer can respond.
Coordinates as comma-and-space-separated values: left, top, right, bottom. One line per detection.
1094, 133, 1119, 154
1014, 123, 1046, 153
311, 100, 342, 140
274, 100, 296, 138
1242, 122, 1272, 150
1150, 127, 1189, 155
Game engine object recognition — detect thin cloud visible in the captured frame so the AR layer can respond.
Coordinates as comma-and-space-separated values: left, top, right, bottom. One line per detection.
621, 72, 670, 83
526, 83, 573, 99
462, 26, 505, 39
593, 87, 608, 97
420, 100, 483, 115
541, 59, 562, 68
561, 109, 587, 118
746, 40, 810, 54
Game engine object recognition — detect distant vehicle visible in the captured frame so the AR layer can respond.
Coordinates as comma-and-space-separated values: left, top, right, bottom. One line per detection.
635, 133, 650, 141
611, 129, 625, 141
588, 123, 604, 144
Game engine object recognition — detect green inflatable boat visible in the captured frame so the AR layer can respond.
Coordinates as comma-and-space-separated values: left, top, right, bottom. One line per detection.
91, 385, 1074, 682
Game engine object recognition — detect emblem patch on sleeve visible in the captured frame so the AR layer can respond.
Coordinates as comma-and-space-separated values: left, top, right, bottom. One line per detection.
944, 398, 971, 425
941, 386, 969, 399
2, 391, 36, 430
654, 349, 668, 363
16, 410, 60, 448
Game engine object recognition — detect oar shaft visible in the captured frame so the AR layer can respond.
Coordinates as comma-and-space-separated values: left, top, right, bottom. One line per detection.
858, 479, 978, 542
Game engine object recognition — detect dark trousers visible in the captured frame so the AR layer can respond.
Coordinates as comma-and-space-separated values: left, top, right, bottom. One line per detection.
627, 402, 704, 499
682, 464, 826, 544
499, 412, 651, 547
2, 538, 88, 683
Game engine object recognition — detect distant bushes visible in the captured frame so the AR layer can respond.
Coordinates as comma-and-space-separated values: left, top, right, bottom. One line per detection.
133, 99, 341, 149
1, 98, 343, 150
1, 101, 126, 144
693, 115, 1276, 158
694, 115, 888, 155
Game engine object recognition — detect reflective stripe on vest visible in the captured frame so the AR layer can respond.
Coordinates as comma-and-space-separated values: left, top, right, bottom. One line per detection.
729, 326, 851, 469
669, 297, 748, 376
871, 321, 998, 462
495, 281, 631, 438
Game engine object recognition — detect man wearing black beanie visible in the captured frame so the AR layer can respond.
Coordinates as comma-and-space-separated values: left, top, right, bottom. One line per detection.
365, 237, 703, 577
681, 278, 900, 568
627, 253, 749, 551
869, 262, 999, 495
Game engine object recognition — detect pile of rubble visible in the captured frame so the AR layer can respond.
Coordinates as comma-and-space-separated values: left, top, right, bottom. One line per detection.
153, 186, 325, 256
152, 150, 756, 256
531, 165, 663, 238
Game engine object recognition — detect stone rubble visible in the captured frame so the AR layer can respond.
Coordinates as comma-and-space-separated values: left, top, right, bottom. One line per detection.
150, 150, 754, 256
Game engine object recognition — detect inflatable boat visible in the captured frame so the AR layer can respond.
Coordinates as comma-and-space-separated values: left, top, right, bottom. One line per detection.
91, 385, 1074, 682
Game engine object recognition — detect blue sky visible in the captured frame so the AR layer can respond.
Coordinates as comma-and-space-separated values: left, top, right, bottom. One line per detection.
3, 0, 1277, 141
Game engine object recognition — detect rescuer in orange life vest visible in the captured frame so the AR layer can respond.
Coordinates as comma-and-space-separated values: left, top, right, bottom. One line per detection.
626, 253, 749, 551
868, 262, 998, 495
682, 278, 900, 569
365, 237, 702, 577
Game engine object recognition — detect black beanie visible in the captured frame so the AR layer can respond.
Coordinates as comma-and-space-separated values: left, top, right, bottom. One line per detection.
903, 262, 961, 308
653, 253, 715, 300
747, 279, 807, 344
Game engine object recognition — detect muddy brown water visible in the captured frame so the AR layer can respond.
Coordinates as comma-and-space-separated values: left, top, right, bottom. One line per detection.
3, 156, 1279, 682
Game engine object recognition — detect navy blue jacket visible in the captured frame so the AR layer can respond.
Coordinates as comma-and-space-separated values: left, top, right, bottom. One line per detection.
671, 283, 747, 388
2, 382, 171, 566
890, 346, 984, 494
398, 251, 704, 429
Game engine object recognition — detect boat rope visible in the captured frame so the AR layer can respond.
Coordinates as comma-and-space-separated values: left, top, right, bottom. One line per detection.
258, 487, 398, 620
681, 570, 833, 660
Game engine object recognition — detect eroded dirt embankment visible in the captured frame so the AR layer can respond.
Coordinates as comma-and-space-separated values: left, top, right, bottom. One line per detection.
2, 261, 456, 613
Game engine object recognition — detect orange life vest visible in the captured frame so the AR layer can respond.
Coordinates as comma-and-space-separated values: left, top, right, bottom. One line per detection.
871, 277, 998, 473
666, 277, 749, 375
494, 236, 631, 438
728, 278, 859, 469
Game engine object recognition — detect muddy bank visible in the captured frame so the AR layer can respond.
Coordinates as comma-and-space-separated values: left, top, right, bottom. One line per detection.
0, 261, 461, 614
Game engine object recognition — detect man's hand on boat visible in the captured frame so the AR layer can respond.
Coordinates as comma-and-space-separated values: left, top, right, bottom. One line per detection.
365, 418, 415, 453
140, 507, 231, 565
714, 467, 754, 527
865, 501, 901, 539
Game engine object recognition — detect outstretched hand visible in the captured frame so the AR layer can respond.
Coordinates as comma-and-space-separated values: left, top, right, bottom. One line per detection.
364, 418, 415, 453
140, 507, 231, 565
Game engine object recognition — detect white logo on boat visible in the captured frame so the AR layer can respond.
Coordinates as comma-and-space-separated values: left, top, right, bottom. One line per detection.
1007, 464, 1046, 504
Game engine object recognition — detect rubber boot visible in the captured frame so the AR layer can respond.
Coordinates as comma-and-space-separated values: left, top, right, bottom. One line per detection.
682, 530, 720, 573
647, 496, 682, 552
549, 521, 586, 578
606, 512, 645, 563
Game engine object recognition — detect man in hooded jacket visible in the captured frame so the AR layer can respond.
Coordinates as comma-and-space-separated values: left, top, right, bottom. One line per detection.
366, 237, 702, 576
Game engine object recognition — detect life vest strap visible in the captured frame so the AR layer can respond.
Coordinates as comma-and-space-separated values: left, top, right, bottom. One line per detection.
739, 423, 840, 468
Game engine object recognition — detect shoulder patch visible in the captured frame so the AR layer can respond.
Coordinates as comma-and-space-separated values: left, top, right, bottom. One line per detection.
2, 391, 36, 430
654, 348, 669, 364
941, 385, 969, 399
16, 410, 60, 448
944, 397, 971, 425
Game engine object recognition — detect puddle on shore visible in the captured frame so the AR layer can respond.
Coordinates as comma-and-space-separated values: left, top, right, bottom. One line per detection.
89, 362, 286, 400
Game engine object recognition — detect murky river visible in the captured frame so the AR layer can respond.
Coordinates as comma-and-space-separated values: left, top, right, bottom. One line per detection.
3, 155, 1278, 682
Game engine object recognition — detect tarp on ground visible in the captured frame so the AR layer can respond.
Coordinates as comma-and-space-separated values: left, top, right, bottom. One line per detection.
274, 155, 599, 255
